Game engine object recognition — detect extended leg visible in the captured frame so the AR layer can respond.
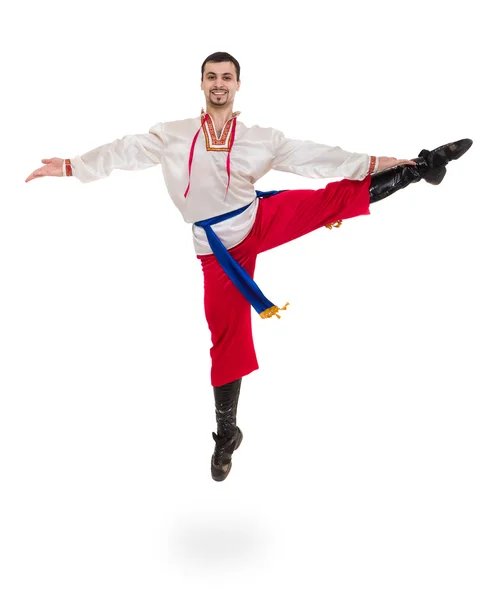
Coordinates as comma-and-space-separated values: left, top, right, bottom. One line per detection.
254, 176, 372, 253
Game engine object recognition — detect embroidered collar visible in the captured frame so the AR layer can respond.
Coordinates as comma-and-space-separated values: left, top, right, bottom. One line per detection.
183, 110, 239, 199
200, 109, 241, 151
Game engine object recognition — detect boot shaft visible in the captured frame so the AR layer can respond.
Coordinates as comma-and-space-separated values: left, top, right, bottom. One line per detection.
369, 158, 428, 203
213, 378, 242, 437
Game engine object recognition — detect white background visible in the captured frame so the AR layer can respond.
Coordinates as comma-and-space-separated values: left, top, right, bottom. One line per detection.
1, 1, 478, 598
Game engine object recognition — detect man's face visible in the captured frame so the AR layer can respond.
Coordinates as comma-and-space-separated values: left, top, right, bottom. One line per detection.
201, 61, 240, 109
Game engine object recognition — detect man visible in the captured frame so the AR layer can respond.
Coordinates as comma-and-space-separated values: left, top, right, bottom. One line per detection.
25, 51, 472, 482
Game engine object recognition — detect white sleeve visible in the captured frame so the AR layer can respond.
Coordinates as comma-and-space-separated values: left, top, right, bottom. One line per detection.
70, 123, 165, 183
271, 128, 371, 181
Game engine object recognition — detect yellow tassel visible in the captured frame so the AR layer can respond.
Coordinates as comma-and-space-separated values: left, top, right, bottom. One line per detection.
325, 220, 343, 230
260, 302, 290, 319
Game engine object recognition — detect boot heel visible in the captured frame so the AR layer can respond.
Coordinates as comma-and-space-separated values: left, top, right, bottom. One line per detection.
234, 427, 243, 450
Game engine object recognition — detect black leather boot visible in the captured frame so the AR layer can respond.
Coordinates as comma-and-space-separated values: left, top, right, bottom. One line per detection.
420, 138, 473, 180
211, 378, 243, 482
370, 138, 473, 203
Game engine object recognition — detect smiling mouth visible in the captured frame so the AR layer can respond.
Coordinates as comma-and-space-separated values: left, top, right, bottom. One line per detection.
211, 91, 227, 96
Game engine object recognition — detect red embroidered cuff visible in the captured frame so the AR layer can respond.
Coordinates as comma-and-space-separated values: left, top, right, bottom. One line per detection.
65, 158, 72, 177
368, 156, 377, 175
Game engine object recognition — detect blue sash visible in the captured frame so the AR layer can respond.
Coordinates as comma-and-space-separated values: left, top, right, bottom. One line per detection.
194, 190, 289, 319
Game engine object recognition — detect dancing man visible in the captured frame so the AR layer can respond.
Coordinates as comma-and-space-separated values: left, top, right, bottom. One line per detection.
25, 51, 473, 482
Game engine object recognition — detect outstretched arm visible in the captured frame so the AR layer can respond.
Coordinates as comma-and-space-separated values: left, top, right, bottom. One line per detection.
25, 126, 165, 184
270, 129, 416, 180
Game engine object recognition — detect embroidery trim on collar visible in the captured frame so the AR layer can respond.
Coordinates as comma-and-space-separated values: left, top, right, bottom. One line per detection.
200, 109, 241, 153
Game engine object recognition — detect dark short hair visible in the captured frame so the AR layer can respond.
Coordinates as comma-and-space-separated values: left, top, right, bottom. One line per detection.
201, 52, 240, 81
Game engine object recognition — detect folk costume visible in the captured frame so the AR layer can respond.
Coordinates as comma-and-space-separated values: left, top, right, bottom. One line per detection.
66, 111, 472, 481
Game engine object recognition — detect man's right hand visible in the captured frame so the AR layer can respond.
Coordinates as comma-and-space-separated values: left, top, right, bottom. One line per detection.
25, 157, 65, 183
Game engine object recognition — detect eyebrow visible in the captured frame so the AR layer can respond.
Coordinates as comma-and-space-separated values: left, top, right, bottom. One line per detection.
205, 71, 233, 76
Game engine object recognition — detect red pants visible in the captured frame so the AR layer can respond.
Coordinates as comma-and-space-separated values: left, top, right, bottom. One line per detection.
197, 176, 372, 386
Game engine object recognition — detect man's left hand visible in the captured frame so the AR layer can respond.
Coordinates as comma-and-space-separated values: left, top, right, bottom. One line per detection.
377, 157, 418, 172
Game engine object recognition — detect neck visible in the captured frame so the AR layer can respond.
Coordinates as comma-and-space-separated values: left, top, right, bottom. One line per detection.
204, 103, 235, 128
